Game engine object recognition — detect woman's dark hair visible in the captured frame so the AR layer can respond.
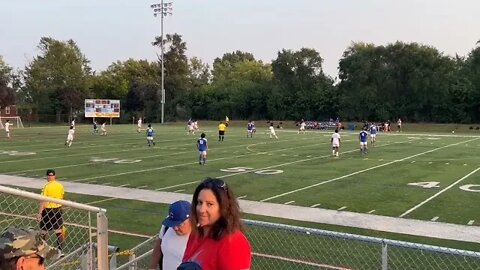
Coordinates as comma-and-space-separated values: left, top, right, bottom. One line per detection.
191, 177, 243, 241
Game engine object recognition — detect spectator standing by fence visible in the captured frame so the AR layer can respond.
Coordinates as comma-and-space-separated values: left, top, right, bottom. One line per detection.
37, 169, 65, 254
0, 227, 61, 270
180, 177, 251, 270
149, 200, 192, 270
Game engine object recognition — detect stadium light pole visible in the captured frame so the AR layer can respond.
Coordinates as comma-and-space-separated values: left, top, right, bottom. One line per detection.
151, 1, 173, 124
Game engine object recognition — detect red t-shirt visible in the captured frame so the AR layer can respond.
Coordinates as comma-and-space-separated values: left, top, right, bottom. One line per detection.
182, 230, 251, 270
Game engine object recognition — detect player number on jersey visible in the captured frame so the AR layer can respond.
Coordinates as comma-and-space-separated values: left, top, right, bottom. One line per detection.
408, 182, 480, 193
220, 167, 283, 175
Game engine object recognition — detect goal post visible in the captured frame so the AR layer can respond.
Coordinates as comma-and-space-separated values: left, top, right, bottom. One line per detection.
0, 116, 24, 129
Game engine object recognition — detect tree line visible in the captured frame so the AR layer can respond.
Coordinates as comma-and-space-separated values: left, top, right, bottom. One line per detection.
1, 35, 479, 123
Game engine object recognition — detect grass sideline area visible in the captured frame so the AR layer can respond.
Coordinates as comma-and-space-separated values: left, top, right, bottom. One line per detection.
1, 122, 479, 252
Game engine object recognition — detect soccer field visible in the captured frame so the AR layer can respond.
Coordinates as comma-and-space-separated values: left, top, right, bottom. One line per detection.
1, 123, 479, 237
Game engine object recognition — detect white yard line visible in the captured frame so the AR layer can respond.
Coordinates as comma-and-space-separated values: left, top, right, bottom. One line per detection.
136, 185, 148, 189
367, 210, 376, 214
431, 216, 439, 222
337, 206, 347, 211
237, 195, 248, 199
284, 201, 295, 205
173, 189, 185, 193
468, 220, 475, 225
399, 166, 480, 218
310, 203, 321, 208
261, 138, 480, 202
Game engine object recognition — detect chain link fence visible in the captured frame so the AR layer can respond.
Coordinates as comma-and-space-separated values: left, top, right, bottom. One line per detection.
0, 185, 109, 270
116, 219, 480, 270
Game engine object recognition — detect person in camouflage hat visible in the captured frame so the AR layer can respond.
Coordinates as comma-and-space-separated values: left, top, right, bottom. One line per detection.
0, 227, 61, 270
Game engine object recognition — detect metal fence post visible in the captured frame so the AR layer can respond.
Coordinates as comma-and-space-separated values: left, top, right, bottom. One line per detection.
382, 240, 388, 270
97, 211, 109, 270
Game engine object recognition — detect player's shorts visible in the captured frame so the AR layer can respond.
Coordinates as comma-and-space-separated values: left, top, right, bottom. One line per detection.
299, 127, 305, 131
270, 131, 277, 136
199, 150, 207, 155
40, 207, 63, 231
147, 136, 153, 140
67, 135, 73, 141
101, 128, 106, 132
247, 129, 253, 133
360, 141, 367, 146
219, 130, 225, 136
370, 134, 376, 138
189, 126, 194, 131
332, 143, 339, 148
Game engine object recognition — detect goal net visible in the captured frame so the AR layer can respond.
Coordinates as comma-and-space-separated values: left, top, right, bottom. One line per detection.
0, 116, 24, 129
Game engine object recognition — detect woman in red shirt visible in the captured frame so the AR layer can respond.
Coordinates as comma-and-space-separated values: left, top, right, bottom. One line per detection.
180, 178, 251, 270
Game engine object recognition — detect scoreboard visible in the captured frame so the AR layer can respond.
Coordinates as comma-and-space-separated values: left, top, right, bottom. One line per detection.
85, 99, 120, 118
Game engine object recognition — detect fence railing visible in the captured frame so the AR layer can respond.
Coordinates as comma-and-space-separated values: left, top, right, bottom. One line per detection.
116, 219, 480, 270
0, 185, 109, 270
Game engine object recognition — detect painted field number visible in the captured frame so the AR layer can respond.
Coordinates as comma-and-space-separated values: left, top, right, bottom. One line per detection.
408, 182, 480, 193
221, 167, 284, 175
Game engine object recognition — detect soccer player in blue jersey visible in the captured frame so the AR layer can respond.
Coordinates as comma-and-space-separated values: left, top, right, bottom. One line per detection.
359, 127, 369, 155
370, 124, 378, 145
197, 133, 208, 165
247, 121, 254, 138
146, 124, 156, 147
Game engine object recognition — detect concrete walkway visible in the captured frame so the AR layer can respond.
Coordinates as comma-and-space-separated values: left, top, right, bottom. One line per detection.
1, 175, 479, 244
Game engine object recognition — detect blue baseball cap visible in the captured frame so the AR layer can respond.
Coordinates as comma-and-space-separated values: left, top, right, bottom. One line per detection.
162, 200, 191, 227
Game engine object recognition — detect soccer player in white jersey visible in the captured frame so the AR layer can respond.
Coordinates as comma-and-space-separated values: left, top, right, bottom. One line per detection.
298, 119, 306, 134
269, 123, 278, 139
331, 129, 341, 157
137, 118, 142, 133
4, 120, 11, 139
101, 122, 107, 136
65, 126, 75, 147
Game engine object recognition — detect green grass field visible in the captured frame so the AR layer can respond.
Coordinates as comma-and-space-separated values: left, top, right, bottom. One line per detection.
1, 122, 479, 254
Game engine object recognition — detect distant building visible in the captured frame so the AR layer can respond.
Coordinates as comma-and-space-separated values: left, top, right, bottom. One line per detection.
1, 105, 18, 117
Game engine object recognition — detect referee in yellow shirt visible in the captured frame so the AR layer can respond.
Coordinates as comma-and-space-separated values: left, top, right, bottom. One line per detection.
218, 122, 226, 141
37, 169, 65, 253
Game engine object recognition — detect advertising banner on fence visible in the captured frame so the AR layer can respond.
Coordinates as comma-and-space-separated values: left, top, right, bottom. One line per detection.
85, 99, 120, 118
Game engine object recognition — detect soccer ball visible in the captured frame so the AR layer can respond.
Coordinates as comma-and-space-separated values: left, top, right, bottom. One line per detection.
452, 130, 455, 134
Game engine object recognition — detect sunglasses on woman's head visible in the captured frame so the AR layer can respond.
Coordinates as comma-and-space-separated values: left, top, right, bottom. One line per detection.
202, 178, 227, 191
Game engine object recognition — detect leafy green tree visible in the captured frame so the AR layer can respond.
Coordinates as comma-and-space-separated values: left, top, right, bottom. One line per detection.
22, 37, 91, 122
153, 33, 190, 121
0, 56, 16, 108
271, 48, 336, 120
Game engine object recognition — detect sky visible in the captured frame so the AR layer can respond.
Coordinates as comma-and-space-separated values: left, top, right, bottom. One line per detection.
1, 0, 479, 78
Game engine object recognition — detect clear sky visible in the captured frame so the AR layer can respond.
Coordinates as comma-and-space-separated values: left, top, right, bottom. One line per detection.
1, 0, 479, 78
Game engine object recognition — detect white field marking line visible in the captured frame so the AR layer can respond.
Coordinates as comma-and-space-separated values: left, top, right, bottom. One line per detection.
237, 195, 247, 199
251, 252, 351, 270
310, 203, 321, 208
119, 184, 130, 187
174, 189, 185, 193
136, 185, 148, 189
399, 166, 480, 218
261, 137, 480, 202
5, 138, 277, 174
155, 140, 411, 191
431, 216, 439, 221
468, 220, 475, 225
367, 210, 376, 214
337, 206, 347, 211
0, 140, 197, 164
284, 201, 295, 205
